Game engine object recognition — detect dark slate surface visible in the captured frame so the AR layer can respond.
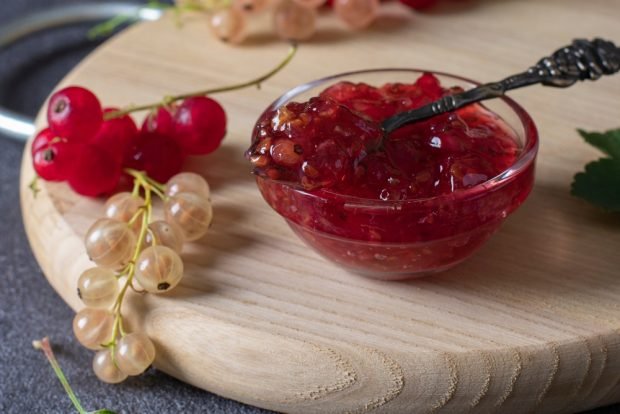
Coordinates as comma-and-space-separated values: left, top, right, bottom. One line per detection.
0, 1, 616, 413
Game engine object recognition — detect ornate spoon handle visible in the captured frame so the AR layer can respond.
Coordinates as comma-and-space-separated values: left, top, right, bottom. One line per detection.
381, 38, 620, 134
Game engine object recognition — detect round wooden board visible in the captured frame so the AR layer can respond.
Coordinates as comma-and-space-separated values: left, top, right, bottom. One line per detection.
20, 1, 620, 413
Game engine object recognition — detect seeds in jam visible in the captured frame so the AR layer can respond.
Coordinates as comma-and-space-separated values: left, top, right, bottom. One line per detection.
247, 73, 520, 201
246, 97, 382, 190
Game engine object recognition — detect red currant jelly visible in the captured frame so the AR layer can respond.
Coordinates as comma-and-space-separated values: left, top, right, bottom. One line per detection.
247, 70, 538, 279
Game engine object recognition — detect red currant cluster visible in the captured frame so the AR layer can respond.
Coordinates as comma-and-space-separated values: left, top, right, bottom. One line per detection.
32, 86, 226, 197
31, 43, 298, 196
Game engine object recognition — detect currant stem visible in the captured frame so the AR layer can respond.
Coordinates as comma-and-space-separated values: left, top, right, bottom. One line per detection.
33, 337, 89, 414
29, 175, 41, 198
104, 43, 298, 120
87, 0, 206, 40
148, 185, 166, 201
125, 169, 167, 200
106, 170, 156, 346
118, 316, 127, 337
131, 178, 141, 198
128, 206, 147, 226
103, 168, 160, 352
166, 43, 297, 100
87, 14, 133, 40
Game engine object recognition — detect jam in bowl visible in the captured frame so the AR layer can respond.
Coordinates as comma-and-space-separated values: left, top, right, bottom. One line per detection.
247, 69, 538, 280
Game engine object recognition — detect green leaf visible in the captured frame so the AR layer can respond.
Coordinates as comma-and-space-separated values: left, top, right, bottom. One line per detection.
90, 410, 118, 414
571, 158, 620, 212
577, 128, 620, 159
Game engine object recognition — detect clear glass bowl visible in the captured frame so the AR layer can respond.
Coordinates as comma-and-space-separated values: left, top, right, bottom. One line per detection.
254, 69, 538, 280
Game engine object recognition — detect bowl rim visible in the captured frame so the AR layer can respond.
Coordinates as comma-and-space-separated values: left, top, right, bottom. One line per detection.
257, 68, 539, 207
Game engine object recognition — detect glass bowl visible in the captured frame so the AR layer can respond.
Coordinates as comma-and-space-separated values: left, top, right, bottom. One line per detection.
253, 69, 538, 280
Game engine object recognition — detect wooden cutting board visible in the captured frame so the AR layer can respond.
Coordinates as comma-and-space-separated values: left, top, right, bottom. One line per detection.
20, 1, 620, 413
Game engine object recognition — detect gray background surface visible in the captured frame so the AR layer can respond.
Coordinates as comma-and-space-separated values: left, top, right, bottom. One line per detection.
0, 0, 616, 413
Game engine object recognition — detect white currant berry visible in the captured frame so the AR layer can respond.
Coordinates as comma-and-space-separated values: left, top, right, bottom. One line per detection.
93, 349, 127, 383
143, 220, 185, 253
209, 8, 247, 44
333, 0, 379, 29
135, 245, 184, 293
104, 192, 144, 224
73, 308, 114, 350
115, 332, 156, 376
273, 0, 317, 41
85, 218, 136, 270
77, 267, 118, 308
164, 192, 213, 242
165, 172, 210, 200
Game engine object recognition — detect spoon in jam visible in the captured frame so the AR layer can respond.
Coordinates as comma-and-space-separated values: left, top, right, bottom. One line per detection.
247, 38, 619, 192
381, 38, 620, 134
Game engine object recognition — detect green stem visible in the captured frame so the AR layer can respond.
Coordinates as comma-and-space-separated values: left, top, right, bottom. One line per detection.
87, 14, 134, 40
33, 338, 89, 414
147, 0, 178, 10
149, 185, 167, 201
131, 176, 141, 197
105, 43, 298, 120
143, 179, 166, 200
141, 174, 166, 191
87, 1, 195, 40
124, 169, 167, 200
127, 207, 144, 227
29, 175, 41, 198
106, 171, 154, 344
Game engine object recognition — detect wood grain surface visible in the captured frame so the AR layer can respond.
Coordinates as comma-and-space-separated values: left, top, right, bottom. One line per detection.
20, 1, 620, 412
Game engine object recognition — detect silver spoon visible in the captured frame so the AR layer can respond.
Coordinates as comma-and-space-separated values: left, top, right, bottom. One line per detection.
381, 38, 620, 134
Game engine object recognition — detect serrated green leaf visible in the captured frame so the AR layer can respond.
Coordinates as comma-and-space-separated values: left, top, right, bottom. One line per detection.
571, 158, 620, 212
577, 128, 620, 159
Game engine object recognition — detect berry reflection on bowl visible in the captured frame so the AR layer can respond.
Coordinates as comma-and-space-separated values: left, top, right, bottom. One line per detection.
247, 69, 538, 280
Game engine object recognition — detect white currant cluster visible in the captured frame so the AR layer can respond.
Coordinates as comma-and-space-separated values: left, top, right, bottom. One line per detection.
73, 171, 213, 383
177, 0, 380, 44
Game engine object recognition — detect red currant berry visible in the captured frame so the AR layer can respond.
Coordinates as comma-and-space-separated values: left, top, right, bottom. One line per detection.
174, 97, 227, 155
125, 132, 185, 182
32, 128, 55, 154
90, 108, 138, 163
31, 128, 77, 181
114, 172, 136, 194
142, 107, 175, 137
399, 0, 439, 9
68, 144, 121, 197
47, 86, 103, 142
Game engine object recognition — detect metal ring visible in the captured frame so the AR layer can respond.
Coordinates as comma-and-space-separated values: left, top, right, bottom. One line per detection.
0, 2, 163, 143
